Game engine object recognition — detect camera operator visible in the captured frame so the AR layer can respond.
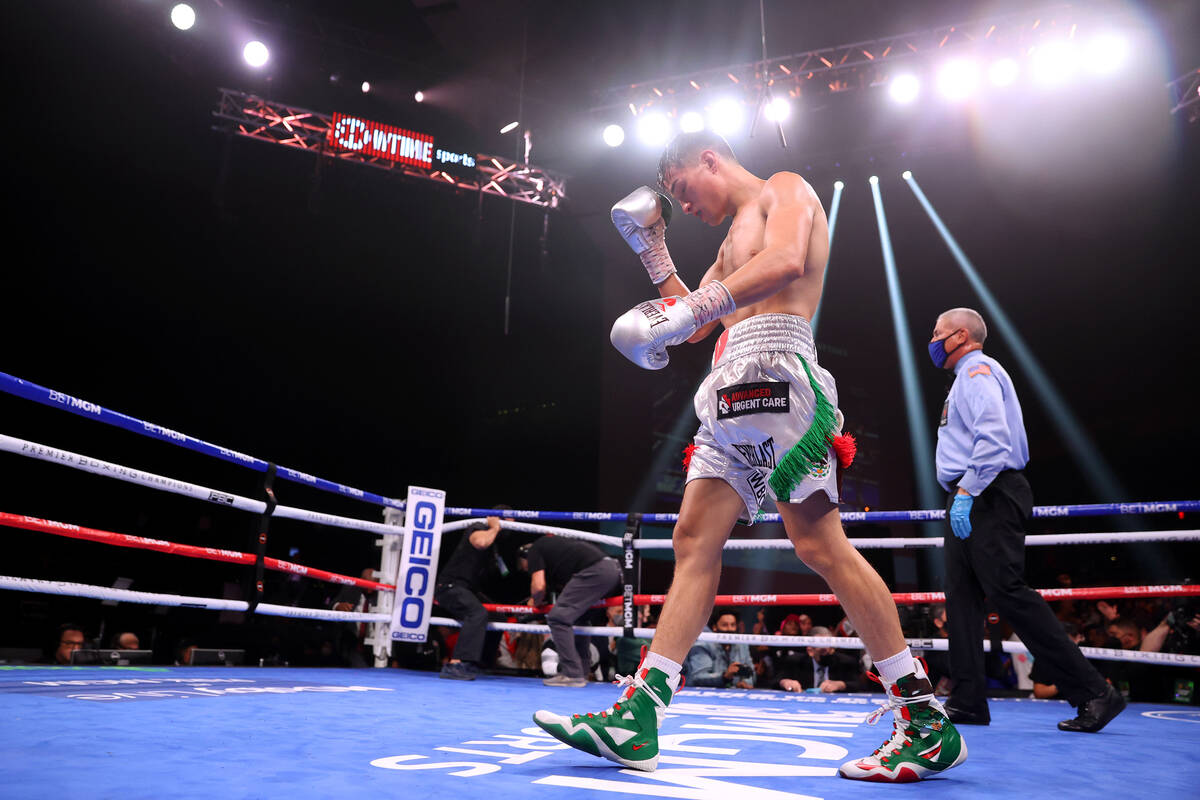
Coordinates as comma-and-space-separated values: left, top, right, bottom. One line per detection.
1141, 600, 1200, 656
683, 609, 755, 689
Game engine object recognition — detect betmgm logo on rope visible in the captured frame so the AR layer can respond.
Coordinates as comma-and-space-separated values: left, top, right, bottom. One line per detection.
390, 486, 447, 643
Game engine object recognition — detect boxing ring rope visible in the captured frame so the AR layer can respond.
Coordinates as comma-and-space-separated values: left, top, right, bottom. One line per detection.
5, 505, 1191, 622
0, 576, 388, 623
0, 434, 401, 537
447, 516, 1200, 549
3, 368, 1197, 677
0, 513, 396, 592
442, 501, 1200, 525
479, 585, 1200, 616
0, 372, 405, 510
426, 618, 1200, 668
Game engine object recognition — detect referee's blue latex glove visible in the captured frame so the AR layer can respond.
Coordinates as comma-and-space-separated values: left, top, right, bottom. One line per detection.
950, 492, 974, 540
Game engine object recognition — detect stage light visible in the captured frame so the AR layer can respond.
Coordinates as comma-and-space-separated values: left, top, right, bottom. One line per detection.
812, 178, 846, 335
937, 59, 979, 101
988, 57, 1020, 87
414, 91, 424, 103
867, 174, 943, 551
764, 96, 791, 122
602, 124, 625, 147
901, 170, 913, 180
888, 73, 920, 104
500, 120, 520, 134
1031, 40, 1077, 86
868, 175, 879, 185
1084, 32, 1129, 75
903, 174, 1128, 503
361, 81, 371, 94
243, 41, 269, 68
679, 110, 705, 133
170, 4, 195, 31
707, 98, 743, 135
637, 111, 672, 146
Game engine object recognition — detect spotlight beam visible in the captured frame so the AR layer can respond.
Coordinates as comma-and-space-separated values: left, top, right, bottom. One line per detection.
902, 174, 1128, 504
811, 180, 844, 336
868, 178, 943, 536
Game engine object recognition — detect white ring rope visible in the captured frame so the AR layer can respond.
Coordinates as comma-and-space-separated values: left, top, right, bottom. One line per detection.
2, 574, 1192, 667
427, 617, 1200, 667
0, 433, 399, 537
455, 515, 1200, 551
0, 575, 388, 622
492, 520, 624, 551
7, 432, 1194, 549
454, 517, 1200, 550
631, 531, 1200, 549
446, 520, 624, 551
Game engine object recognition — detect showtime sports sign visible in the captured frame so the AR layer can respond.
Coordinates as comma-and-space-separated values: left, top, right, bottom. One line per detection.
327, 113, 476, 174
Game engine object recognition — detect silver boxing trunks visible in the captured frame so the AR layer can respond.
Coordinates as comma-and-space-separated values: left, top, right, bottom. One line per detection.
686, 313, 842, 523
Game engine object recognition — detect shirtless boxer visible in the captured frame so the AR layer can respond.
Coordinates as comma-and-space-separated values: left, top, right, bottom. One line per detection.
533, 131, 965, 782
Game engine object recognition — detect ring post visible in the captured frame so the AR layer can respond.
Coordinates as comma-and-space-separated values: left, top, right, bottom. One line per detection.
622, 513, 641, 638
374, 506, 406, 667
246, 463, 277, 614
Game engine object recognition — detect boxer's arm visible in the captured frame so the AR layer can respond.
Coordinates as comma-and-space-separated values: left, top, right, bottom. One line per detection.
685, 260, 724, 343
720, 173, 815, 306
654, 249, 722, 344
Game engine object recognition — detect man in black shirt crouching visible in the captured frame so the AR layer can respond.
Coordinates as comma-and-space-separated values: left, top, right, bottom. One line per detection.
520, 535, 621, 687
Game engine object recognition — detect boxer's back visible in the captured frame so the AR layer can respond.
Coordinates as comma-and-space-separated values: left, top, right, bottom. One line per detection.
714, 172, 829, 325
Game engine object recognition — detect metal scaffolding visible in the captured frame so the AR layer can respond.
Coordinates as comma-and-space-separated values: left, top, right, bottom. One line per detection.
212, 88, 567, 209
593, 4, 1130, 117
1167, 67, 1200, 123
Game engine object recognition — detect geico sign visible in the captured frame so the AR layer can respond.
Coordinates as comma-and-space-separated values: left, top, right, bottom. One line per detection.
397, 501, 439, 629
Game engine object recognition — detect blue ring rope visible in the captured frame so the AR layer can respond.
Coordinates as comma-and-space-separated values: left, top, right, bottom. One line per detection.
5, 372, 1196, 524
0, 372, 404, 510
444, 500, 1200, 526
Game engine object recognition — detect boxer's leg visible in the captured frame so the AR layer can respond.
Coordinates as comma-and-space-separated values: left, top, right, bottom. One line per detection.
533, 477, 744, 772
646, 477, 746, 664
776, 493, 906, 660
778, 493, 967, 782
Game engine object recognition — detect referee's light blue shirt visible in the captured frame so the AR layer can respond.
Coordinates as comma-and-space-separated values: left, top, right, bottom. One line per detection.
935, 349, 1030, 496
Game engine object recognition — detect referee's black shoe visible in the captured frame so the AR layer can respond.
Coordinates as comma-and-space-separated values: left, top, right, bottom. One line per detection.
945, 704, 990, 726
1058, 683, 1125, 733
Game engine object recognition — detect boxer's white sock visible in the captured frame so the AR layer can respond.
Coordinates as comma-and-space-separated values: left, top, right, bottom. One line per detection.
642, 651, 682, 682
874, 648, 923, 685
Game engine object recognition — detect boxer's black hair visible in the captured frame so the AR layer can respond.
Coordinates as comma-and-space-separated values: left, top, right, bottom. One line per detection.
657, 131, 737, 189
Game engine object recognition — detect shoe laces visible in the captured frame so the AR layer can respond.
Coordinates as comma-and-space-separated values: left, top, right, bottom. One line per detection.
566, 673, 639, 720
863, 680, 939, 762
612, 672, 668, 708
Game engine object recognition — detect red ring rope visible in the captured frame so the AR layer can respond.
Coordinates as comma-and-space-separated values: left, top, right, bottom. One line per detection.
0, 512, 395, 592
479, 584, 1200, 616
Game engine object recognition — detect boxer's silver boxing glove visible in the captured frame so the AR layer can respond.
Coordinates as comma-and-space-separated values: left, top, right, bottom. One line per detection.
610, 282, 736, 370
611, 186, 677, 284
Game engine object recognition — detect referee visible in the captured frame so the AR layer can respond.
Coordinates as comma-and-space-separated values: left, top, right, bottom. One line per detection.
928, 307, 1124, 733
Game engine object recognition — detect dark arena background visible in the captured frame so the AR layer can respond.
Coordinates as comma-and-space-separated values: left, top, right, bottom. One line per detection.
2, 2, 1199, 798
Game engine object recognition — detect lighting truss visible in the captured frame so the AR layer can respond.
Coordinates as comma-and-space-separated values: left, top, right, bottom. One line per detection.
593, 4, 1129, 116
1167, 67, 1200, 123
212, 88, 567, 209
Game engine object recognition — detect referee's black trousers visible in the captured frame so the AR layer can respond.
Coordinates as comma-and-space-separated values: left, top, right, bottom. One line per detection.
943, 470, 1107, 709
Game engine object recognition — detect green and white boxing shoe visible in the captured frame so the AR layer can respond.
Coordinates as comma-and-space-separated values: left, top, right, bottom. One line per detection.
839, 674, 967, 782
533, 664, 677, 772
